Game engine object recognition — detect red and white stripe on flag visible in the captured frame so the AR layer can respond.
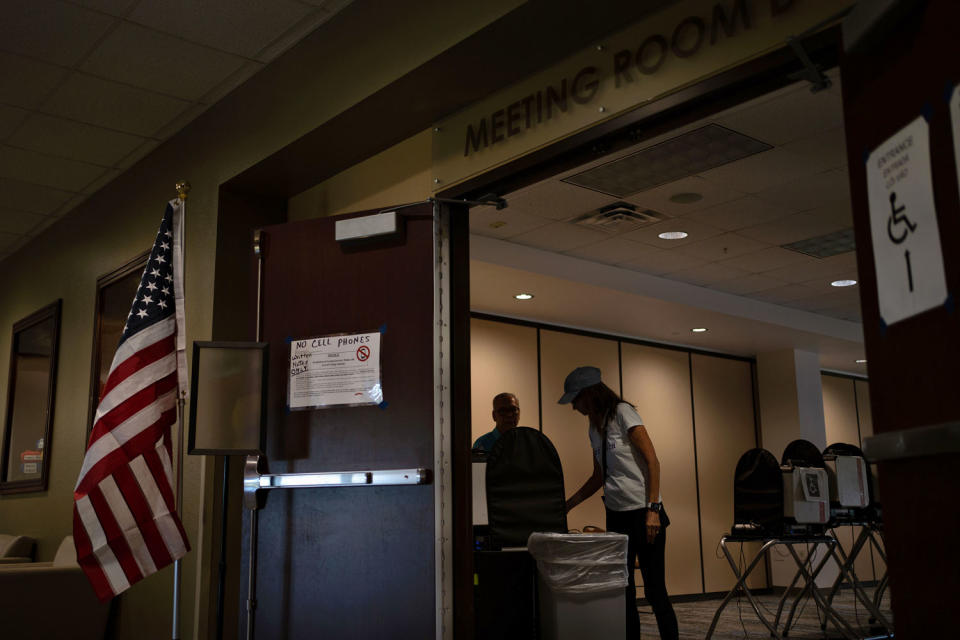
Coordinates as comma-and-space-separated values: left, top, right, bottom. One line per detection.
74, 199, 190, 602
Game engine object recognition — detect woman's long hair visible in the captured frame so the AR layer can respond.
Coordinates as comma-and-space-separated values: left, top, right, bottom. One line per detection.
577, 382, 630, 433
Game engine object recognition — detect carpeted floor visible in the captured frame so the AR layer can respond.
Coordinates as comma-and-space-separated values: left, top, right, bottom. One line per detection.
638, 587, 893, 639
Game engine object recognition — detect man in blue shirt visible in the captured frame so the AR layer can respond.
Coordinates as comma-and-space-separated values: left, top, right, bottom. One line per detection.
472, 393, 520, 452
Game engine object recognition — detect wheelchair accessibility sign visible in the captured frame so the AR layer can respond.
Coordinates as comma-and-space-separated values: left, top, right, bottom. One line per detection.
866, 116, 948, 326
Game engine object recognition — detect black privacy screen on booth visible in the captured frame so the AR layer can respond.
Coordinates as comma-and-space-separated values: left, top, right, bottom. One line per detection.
485, 427, 567, 547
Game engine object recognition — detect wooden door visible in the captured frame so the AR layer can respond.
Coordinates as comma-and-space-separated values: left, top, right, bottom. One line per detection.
841, 2, 960, 637
239, 202, 462, 639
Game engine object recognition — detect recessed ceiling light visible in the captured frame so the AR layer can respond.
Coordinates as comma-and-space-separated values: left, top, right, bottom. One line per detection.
691, 327, 708, 333
489, 220, 507, 229
669, 192, 703, 204
831, 279, 857, 287
658, 231, 688, 240
855, 359, 867, 364
514, 293, 534, 300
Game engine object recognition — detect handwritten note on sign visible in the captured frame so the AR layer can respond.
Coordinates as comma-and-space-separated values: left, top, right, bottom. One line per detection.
288, 332, 382, 409
866, 116, 948, 326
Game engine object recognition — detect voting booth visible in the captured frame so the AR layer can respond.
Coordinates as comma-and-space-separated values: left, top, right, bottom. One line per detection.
474, 427, 567, 640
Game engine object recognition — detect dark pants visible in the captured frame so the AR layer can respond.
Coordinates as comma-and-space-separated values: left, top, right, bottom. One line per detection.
606, 507, 679, 640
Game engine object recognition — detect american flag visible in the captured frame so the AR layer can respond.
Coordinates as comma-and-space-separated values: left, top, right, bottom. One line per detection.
74, 199, 190, 602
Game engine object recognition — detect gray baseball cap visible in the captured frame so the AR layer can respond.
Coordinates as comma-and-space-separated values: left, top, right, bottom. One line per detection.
558, 366, 602, 404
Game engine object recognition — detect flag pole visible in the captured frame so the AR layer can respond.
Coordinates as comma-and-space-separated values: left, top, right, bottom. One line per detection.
172, 180, 190, 640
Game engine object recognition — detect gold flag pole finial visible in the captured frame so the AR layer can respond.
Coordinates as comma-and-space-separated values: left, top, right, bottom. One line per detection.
175, 180, 191, 201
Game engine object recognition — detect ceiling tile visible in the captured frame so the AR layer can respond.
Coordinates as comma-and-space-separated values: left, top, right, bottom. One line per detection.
624, 175, 746, 217
80, 22, 248, 101
29, 211, 64, 235
0, 232, 22, 252
253, 8, 339, 61
73, 0, 139, 16
8, 114, 145, 166
764, 254, 857, 284
781, 126, 848, 171
715, 246, 815, 273
0, 51, 71, 109
565, 237, 661, 265
0, 105, 30, 141
152, 103, 210, 140
129, 0, 315, 58
509, 181, 618, 221
684, 195, 797, 231
0, 0, 117, 66
116, 140, 161, 170
756, 167, 851, 213
715, 86, 844, 146
619, 249, 706, 275
0, 145, 106, 191
0, 177, 75, 214
674, 232, 770, 262
712, 274, 787, 296
509, 221, 611, 253
0, 208, 47, 234
82, 168, 122, 195
750, 283, 822, 304
620, 217, 724, 248
665, 263, 751, 287
469, 207, 552, 239
198, 61, 264, 105
738, 205, 852, 246
44, 73, 192, 136
299, 0, 353, 8
698, 146, 820, 194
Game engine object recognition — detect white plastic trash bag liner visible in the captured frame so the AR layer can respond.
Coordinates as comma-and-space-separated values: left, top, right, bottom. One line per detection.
527, 532, 628, 594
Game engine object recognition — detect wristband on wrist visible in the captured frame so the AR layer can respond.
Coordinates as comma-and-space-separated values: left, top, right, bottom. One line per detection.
647, 501, 662, 512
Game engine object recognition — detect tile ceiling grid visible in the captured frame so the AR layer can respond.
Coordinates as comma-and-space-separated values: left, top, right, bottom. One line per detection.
469, 69, 862, 323
0, 0, 351, 261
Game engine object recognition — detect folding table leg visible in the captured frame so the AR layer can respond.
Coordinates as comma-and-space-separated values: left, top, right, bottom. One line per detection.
784, 542, 860, 640
706, 538, 783, 640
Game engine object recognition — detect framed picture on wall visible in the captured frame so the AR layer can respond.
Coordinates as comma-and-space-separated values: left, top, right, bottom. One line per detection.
1, 300, 62, 494
87, 251, 149, 437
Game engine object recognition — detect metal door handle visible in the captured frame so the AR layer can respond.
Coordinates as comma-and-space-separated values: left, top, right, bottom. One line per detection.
244, 455, 430, 509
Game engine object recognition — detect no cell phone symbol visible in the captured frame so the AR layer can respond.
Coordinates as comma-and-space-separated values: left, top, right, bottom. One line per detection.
356, 345, 371, 362
887, 192, 918, 292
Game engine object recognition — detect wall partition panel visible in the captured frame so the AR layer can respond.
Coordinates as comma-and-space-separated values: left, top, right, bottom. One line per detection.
822, 375, 861, 446
621, 344, 702, 596
854, 379, 885, 581
690, 354, 766, 592
821, 374, 874, 581
538, 330, 619, 536
469, 318, 540, 443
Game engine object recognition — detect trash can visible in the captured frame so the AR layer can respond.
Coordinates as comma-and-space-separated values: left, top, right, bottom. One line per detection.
528, 532, 629, 640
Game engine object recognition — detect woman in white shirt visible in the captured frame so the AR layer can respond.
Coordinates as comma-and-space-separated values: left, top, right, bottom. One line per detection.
562, 366, 678, 640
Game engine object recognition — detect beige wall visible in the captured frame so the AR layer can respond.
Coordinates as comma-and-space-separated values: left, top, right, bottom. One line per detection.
470, 317, 760, 596
539, 330, 619, 537
691, 354, 767, 592
822, 374, 861, 447
855, 378, 885, 580
288, 130, 434, 220
0, 3, 524, 638
469, 318, 540, 443
622, 344, 701, 596
821, 373, 878, 581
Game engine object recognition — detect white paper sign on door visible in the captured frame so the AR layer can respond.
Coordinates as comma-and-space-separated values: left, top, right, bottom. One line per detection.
866, 116, 948, 326
288, 332, 382, 409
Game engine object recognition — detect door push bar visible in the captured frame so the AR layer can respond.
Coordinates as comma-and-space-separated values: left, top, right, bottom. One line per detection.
243, 455, 430, 509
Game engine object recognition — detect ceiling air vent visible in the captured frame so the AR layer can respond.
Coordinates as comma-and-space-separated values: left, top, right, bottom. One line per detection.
563, 124, 772, 197
572, 202, 664, 234
781, 228, 856, 258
